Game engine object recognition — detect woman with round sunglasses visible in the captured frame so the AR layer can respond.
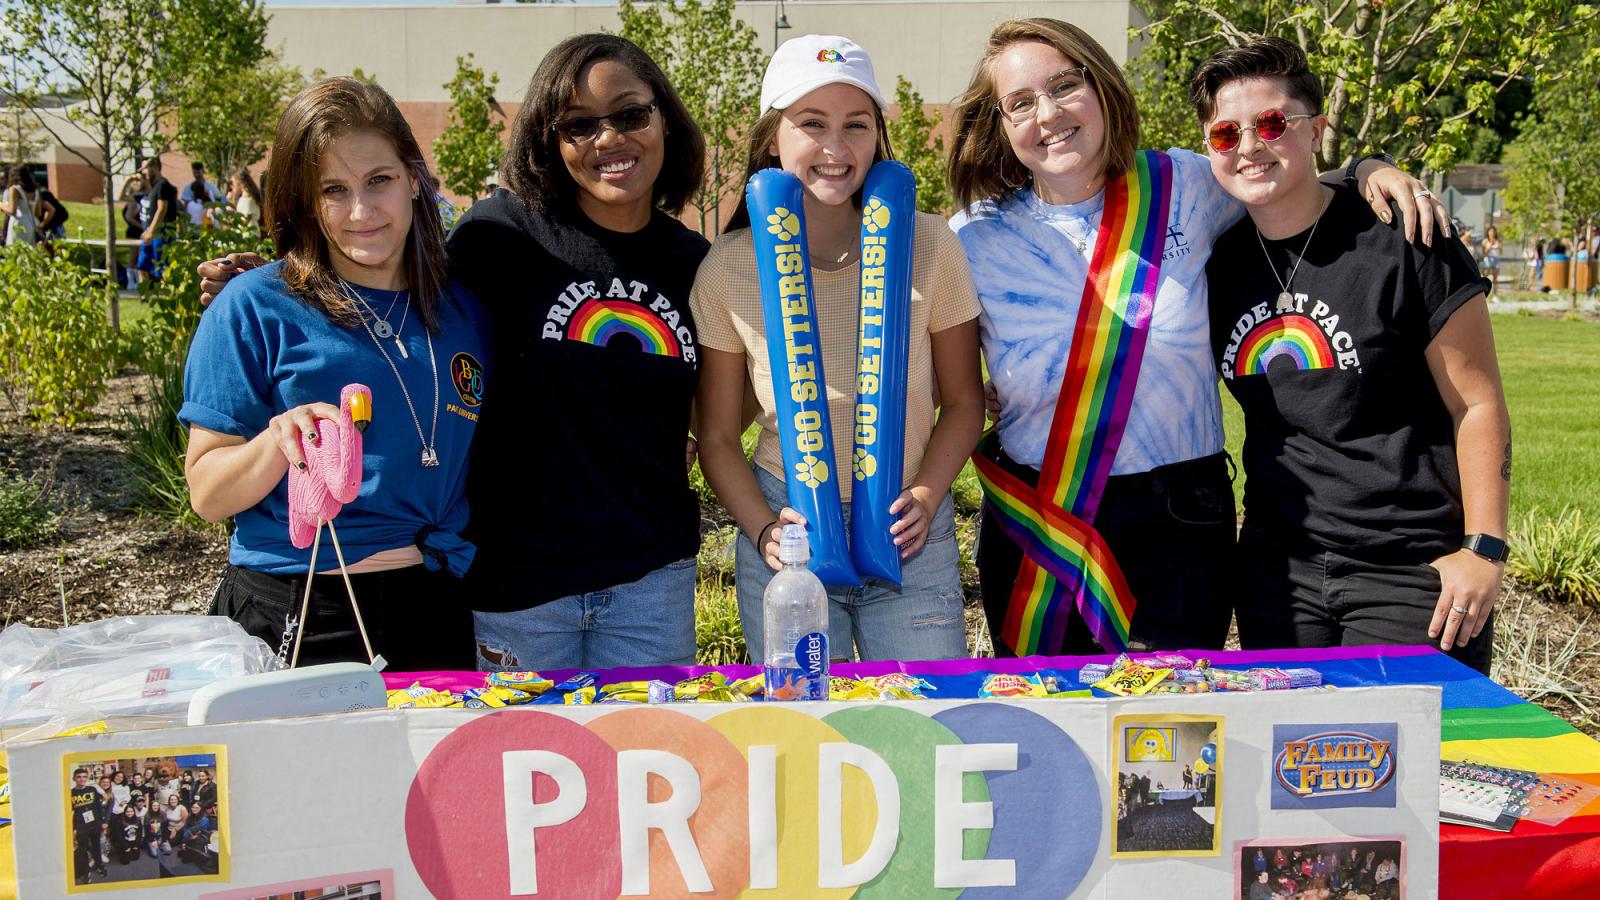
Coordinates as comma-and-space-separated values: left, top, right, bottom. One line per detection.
200, 35, 710, 670
946, 18, 1446, 657
1193, 38, 1508, 673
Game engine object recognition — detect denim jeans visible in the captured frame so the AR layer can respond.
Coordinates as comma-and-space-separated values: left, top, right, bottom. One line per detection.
471, 557, 697, 670
736, 467, 967, 663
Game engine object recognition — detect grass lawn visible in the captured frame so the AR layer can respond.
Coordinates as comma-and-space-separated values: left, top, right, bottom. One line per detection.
61, 201, 116, 244
1219, 313, 1600, 523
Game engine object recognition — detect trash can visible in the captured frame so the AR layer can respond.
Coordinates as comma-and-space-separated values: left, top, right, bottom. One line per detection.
1578, 260, 1598, 293
1545, 254, 1570, 291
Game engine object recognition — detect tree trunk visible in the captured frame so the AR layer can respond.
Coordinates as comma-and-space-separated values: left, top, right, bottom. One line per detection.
103, 168, 120, 332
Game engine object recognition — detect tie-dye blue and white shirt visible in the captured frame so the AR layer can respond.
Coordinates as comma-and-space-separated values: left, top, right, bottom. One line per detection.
949, 148, 1244, 474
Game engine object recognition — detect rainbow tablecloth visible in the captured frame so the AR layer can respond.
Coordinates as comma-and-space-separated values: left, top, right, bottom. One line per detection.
390, 643, 1600, 899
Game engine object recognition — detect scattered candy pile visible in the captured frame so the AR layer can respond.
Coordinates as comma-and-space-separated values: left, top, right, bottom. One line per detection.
385, 654, 1328, 709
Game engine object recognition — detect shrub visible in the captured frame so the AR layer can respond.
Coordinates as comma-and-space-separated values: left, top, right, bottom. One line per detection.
120, 353, 218, 531
0, 244, 116, 424
695, 578, 747, 666
1509, 507, 1600, 607
0, 472, 57, 550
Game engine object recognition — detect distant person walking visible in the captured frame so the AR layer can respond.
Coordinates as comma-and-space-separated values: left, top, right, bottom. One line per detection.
1, 166, 42, 247
179, 161, 223, 208
137, 156, 179, 281
1481, 226, 1503, 298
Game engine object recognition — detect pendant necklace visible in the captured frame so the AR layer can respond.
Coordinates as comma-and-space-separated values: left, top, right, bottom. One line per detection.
363, 289, 411, 358
1256, 199, 1328, 312
341, 280, 441, 467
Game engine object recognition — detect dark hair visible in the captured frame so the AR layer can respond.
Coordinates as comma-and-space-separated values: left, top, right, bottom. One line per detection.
233, 166, 263, 210
264, 77, 448, 331
502, 34, 704, 216
7, 166, 36, 191
723, 103, 895, 233
948, 18, 1139, 211
1188, 37, 1324, 124
192, 183, 210, 204
192, 161, 205, 172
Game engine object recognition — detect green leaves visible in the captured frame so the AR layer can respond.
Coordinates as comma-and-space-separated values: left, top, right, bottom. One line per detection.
174, 55, 304, 179
886, 76, 952, 215
0, 245, 115, 425
433, 54, 504, 202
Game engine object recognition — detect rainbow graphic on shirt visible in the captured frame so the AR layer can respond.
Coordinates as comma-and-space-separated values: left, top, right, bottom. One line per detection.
567, 299, 681, 357
1235, 313, 1335, 377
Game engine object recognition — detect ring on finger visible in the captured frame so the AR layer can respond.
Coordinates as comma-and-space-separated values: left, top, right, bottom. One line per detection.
1450, 605, 1468, 615
1413, 189, 1433, 199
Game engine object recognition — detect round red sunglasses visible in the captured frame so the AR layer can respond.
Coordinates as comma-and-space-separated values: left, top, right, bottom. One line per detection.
1207, 108, 1315, 153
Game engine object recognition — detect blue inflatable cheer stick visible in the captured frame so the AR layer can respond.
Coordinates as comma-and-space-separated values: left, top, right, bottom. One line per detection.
745, 169, 860, 587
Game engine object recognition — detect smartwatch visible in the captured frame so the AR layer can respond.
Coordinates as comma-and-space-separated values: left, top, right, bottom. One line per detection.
1461, 533, 1509, 563
1343, 152, 1396, 186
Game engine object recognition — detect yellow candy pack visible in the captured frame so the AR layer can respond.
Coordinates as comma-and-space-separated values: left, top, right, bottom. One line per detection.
1092, 664, 1173, 696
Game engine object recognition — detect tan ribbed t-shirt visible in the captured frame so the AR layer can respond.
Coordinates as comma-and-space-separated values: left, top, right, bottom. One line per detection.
690, 211, 980, 501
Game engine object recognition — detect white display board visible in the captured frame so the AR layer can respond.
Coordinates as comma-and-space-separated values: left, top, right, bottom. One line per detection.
7, 685, 1441, 898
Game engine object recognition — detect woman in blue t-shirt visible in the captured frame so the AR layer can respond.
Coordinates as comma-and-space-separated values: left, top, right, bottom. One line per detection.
181, 78, 489, 670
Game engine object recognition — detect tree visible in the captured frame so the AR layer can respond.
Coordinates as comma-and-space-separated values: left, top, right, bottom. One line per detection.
886, 76, 952, 215
1, 0, 269, 330
618, 0, 764, 236
1130, 0, 1598, 175
174, 54, 304, 180
1502, 38, 1600, 308
433, 54, 503, 203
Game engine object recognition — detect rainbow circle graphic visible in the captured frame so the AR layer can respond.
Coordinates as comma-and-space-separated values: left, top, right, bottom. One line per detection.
567, 299, 681, 357
1236, 313, 1336, 376
817, 49, 845, 63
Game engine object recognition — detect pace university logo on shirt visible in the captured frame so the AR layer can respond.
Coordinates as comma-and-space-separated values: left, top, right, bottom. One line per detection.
540, 276, 698, 365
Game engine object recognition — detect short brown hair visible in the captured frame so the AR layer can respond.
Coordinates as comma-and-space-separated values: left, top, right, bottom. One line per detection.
1188, 37, 1323, 124
948, 18, 1139, 211
502, 34, 704, 216
723, 103, 895, 233
264, 77, 448, 331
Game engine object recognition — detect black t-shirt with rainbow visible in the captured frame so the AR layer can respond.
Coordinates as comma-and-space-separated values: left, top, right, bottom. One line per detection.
448, 190, 709, 610
1206, 184, 1489, 562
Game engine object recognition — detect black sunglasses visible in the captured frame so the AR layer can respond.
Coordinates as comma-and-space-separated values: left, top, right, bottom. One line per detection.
550, 100, 658, 143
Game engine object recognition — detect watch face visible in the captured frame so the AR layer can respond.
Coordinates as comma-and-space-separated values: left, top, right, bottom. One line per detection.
1466, 534, 1508, 562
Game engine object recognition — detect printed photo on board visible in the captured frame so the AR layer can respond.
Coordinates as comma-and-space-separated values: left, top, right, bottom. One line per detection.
1235, 837, 1405, 900
61, 747, 227, 892
200, 870, 390, 899
1112, 714, 1223, 857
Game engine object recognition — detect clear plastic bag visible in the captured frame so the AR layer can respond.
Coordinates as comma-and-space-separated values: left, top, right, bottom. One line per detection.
0, 616, 283, 740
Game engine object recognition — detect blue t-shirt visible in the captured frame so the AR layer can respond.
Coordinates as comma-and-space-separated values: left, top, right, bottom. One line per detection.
180, 261, 490, 574
950, 148, 1244, 474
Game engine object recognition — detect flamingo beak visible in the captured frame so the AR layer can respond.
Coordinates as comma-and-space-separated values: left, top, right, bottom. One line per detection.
348, 391, 372, 433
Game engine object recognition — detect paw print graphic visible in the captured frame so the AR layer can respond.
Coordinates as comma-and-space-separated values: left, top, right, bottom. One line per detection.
862, 197, 892, 234
766, 207, 801, 242
853, 447, 877, 480
794, 454, 831, 488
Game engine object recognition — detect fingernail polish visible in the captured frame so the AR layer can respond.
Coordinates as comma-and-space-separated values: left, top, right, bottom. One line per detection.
295, 461, 306, 470
306, 431, 317, 442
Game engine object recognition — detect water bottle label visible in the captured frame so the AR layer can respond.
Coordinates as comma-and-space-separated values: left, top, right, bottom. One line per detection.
764, 632, 828, 701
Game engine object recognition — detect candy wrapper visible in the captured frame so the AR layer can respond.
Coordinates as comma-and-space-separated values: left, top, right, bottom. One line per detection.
674, 672, 730, 701
1247, 667, 1293, 691
1282, 667, 1322, 688
388, 683, 459, 709
979, 672, 1047, 698
1142, 653, 1194, 669
597, 680, 676, 704
461, 685, 533, 709
1092, 665, 1172, 696
828, 676, 880, 701
1077, 664, 1113, 684
486, 671, 554, 695
867, 673, 934, 699
1208, 669, 1255, 692
730, 674, 765, 698
532, 672, 601, 705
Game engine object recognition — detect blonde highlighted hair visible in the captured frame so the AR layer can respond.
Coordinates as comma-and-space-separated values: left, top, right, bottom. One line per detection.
947, 18, 1140, 211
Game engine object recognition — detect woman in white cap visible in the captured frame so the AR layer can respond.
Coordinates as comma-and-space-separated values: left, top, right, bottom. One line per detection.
693, 35, 985, 662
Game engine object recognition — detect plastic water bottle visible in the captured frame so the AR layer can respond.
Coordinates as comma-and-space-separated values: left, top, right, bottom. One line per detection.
763, 524, 829, 701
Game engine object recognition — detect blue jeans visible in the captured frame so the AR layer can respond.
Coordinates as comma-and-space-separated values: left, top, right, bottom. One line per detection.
736, 467, 967, 663
471, 558, 697, 670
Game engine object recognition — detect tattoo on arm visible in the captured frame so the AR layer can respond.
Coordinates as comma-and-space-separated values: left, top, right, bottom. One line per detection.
1501, 441, 1512, 482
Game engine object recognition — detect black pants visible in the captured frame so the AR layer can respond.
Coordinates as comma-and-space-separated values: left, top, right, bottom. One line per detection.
210, 565, 474, 670
1235, 527, 1494, 674
977, 444, 1236, 655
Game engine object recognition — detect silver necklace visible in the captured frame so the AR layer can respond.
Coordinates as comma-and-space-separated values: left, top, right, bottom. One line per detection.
1255, 201, 1328, 311
341, 281, 441, 467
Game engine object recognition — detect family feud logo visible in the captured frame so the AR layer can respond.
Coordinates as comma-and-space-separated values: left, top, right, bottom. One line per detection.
1271, 723, 1398, 809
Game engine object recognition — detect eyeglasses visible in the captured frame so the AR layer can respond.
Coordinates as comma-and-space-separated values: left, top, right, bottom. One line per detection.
997, 67, 1091, 123
1206, 108, 1316, 153
550, 100, 658, 143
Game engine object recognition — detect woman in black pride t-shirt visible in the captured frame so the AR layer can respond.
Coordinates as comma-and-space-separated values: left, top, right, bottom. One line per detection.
199, 35, 711, 670
1190, 39, 1510, 674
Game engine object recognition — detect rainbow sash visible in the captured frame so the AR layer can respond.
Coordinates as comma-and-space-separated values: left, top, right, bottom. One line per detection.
973, 150, 1175, 654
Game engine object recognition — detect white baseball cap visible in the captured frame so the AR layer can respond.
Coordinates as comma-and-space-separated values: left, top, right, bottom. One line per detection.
760, 35, 886, 115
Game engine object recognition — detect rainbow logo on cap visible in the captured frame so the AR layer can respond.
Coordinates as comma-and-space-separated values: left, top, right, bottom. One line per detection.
817, 49, 845, 63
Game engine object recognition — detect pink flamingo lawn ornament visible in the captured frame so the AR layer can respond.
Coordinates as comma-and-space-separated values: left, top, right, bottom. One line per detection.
286, 383, 377, 668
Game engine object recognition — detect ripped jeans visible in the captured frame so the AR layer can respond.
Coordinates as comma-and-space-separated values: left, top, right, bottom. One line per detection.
735, 466, 968, 663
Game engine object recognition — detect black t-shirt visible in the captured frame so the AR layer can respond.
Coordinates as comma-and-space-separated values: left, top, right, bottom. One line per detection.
1207, 184, 1489, 561
70, 784, 101, 831
448, 190, 709, 609
140, 177, 179, 229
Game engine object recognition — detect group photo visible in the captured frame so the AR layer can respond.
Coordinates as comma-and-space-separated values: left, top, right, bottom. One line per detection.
1, 0, 1597, 896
